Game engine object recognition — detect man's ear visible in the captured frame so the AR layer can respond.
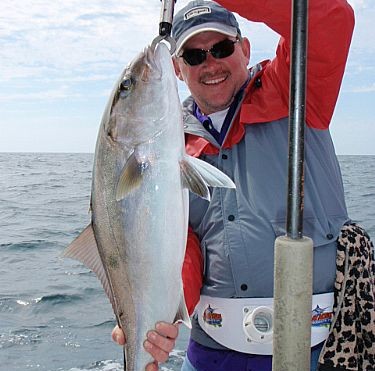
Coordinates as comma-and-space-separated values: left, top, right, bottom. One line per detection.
173, 57, 185, 81
241, 37, 251, 66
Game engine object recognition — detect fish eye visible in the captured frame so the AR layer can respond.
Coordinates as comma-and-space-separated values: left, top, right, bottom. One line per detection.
119, 77, 134, 98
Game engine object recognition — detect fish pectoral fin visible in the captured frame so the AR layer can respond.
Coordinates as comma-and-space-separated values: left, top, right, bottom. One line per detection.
62, 225, 116, 312
180, 155, 236, 200
180, 158, 210, 201
116, 151, 151, 201
174, 293, 192, 329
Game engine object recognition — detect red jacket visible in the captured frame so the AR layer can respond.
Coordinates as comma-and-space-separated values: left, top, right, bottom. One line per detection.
182, 0, 354, 314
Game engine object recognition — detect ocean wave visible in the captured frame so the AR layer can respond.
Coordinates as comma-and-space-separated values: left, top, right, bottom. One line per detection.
38, 293, 83, 305
62, 350, 185, 371
0, 296, 42, 313
360, 192, 375, 198
0, 328, 43, 349
161, 349, 186, 370
65, 360, 122, 371
0, 240, 51, 251
92, 320, 116, 329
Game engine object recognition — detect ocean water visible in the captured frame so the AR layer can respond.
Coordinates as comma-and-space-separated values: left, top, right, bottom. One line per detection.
0, 152, 374, 371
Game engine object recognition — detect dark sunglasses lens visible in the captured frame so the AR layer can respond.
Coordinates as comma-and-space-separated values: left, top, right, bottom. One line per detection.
182, 39, 237, 66
182, 49, 206, 66
211, 39, 236, 59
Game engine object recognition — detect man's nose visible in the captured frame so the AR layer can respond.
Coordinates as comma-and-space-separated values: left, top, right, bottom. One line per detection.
203, 52, 219, 67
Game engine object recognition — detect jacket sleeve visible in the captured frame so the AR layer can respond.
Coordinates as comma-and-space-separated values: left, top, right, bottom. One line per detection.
182, 226, 203, 315
217, 0, 354, 129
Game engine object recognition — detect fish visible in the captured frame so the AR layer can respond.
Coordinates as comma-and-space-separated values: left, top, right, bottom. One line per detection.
62, 42, 235, 370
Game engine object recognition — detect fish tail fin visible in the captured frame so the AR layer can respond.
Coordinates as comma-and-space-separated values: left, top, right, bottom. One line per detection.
180, 155, 236, 201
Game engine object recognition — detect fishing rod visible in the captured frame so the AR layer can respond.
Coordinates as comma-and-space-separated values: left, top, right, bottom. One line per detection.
272, 0, 313, 369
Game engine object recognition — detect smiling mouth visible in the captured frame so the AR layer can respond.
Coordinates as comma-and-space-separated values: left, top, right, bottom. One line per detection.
201, 74, 229, 86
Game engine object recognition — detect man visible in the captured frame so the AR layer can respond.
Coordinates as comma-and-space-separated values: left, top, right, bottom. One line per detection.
113, 0, 365, 370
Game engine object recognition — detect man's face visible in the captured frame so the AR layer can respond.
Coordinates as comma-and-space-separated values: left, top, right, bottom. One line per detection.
173, 31, 250, 115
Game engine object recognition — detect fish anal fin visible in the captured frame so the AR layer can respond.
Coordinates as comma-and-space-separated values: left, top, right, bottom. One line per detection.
174, 292, 192, 329
62, 225, 116, 312
116, 152, 150, 201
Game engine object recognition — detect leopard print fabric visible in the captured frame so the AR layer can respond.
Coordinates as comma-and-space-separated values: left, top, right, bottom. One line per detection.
318, 223, 375, 371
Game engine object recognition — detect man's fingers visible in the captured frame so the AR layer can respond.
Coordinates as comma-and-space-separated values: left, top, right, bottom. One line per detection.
143, 322, 179, 364
145, 361, 159, 371
155, 322, 179, 339
111, 325, 126, 345
147, 330, 175, 354
112, 321, 178, 365
144, 339, 170, 364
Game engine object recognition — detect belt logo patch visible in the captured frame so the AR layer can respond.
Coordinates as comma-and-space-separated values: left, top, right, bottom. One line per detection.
311, 305, 333, 327
203, 305, 223, 327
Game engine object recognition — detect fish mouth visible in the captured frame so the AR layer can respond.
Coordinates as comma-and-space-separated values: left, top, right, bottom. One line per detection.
142, 45, 163, 82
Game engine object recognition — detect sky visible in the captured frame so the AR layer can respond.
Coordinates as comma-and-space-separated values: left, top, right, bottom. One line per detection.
0, 0, 374, 154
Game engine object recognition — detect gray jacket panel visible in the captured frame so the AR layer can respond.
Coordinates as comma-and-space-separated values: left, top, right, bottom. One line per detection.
184, 105, 349, 350
188, 116, 348, 298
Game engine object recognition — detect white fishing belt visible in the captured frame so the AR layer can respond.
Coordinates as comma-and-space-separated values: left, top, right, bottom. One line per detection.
196, 293, 334, 355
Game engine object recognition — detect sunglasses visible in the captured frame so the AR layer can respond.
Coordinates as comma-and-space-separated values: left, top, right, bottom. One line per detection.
179, 38, 240, 66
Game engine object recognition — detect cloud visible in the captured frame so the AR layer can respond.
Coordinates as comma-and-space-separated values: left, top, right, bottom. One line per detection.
343, 83, 375, 93
0, 0, 161, 80
0, 87, 80, 102
0, 0, 369, 94
0, 0, 374, 155
0, 0, 168, 109
347, 0, 375, 10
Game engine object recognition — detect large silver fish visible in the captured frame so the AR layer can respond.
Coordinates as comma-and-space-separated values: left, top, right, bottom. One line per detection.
63, 42, 235, 370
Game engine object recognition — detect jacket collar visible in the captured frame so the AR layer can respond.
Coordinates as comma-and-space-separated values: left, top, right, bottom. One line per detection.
182, 63, 265, 157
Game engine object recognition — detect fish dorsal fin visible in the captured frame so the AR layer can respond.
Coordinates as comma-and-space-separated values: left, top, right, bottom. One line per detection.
180, 155, 236, 200
62, 225, 115, 311
116, 151, 151, 201
174, 292, 192, 329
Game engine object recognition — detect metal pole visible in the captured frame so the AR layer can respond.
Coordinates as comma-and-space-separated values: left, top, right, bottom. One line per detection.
287, 0, 308, 239
272, 0, 313, 370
